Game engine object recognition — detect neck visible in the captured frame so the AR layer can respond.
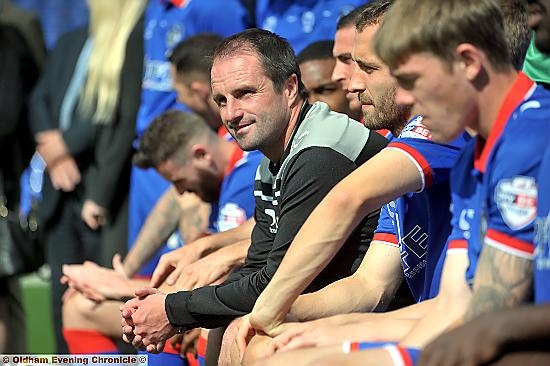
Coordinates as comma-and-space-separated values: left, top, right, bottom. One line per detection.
264, 98, 306, 163
388, 110, 413, 137
476, 68, 518, 139
391, 117, 409, 137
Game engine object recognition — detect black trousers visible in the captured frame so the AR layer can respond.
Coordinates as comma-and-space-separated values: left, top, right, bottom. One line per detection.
44, 194, 100, 353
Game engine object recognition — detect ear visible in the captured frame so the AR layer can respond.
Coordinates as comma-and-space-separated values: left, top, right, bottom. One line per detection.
190, 80, 212, 100
190, 143, 210, 164
284, 73, 300, 107
454, 43, 483, 81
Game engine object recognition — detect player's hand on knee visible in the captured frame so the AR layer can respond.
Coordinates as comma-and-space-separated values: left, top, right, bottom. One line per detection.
235, 316, 256, 362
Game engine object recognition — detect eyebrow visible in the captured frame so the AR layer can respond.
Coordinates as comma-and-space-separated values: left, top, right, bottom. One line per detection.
354, 58, 380, 70
391, 71, 419, 88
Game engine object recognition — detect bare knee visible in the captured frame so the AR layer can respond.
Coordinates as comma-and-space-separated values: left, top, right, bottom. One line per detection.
62, 293, 99, 329
242, 334, 273, 366
219, 318, 241, 366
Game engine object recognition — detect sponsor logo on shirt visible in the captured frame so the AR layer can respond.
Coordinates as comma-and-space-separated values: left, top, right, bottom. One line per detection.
265, 208, 278, 234
218, 203, 247, 232
143, 59, 173, 91
495, 176, 537, 230
399, 116, 432, 140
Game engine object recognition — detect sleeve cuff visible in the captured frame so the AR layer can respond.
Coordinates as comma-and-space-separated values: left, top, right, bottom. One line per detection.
165, 291, 196, 329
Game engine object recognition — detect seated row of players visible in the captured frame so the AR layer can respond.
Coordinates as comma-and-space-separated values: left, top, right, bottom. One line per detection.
234, 0, 550, 365
60, 9, 385, 366
62, 0, 550, 365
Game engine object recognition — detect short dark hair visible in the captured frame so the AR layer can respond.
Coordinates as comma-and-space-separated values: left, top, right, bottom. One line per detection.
355, 0, 393, 32
374, 0, 511, 71
133, 110, 212, 169
499, 0, 530, 70
297, 40, 335, 64
169, 33, 223, 81
336, 2, 372, 30
213, 28, 307, 99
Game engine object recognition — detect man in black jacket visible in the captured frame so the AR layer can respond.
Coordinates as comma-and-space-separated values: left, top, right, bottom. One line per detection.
121, 28, 388, 353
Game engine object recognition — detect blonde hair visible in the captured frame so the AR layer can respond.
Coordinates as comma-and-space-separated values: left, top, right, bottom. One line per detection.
373, 0, 510, 71
79, 0, 146, 124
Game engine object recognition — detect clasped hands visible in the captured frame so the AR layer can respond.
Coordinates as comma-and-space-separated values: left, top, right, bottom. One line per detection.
120, 287, 177, 353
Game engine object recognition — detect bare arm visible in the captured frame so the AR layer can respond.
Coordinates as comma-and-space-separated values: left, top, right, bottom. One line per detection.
399, 252, 472, 348
150, 218, 255, 287
265, 299, 437, 354
193, 217, 255, 254
420, 304, 550, 366
173, 239, 251, 290
290, 242, 404, 320
250, 149, 423, 334
122, 188, 182, 276
465, 245, 533, 320
177, 192, 212, 244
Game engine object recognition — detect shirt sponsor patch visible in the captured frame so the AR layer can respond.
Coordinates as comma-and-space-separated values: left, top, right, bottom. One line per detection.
495, 176, 538, 230
218, 203, 247, 232
399, 116, 432, 140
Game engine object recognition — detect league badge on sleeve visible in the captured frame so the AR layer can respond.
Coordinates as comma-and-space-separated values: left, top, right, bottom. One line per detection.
495, 176, 537, 230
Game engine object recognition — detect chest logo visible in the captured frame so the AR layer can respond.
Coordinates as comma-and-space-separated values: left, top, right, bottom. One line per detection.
495, 176, 537, 230
265, 208, 278, 234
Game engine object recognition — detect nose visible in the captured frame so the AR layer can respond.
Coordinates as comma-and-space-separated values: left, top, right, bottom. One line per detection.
348, 63, 365, 94
223, 97, 244, 126
331, 61, 347, 84
395, 86, 415, 107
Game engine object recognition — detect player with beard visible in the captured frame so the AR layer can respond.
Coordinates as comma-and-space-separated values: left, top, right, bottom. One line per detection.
232, 1, 470, 364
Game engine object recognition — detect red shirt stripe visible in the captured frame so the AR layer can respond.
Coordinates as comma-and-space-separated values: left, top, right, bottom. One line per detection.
448, 239, 468, 250
373, 232, 399, 246
474, 72, 535, 173
389, 142, 433, 188
486, 228, 535, 255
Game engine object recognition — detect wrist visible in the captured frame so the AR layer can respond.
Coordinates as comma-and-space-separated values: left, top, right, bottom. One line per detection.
194, 236, 214, 257
122, 259, 137, 278
47, 153, 70, 169
219, 244, 245, 267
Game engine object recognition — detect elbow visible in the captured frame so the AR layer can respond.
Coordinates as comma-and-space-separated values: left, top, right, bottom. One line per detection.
324, 185, 359, 214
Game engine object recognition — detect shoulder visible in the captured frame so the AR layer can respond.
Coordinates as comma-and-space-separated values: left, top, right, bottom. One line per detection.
282, 147, 357, 183
294, 102, 372, 161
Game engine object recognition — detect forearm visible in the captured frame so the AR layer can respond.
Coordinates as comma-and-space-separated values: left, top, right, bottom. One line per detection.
166, 275, 259, 330
252, 151, 423, 329
177, 193, 211, 244
124, 189, 182, 276
117, 278, 150, 299
493, 352, 550, 366
252, 189, 368, 326
291, 275, 394, 321
216, 239, 250, 268
193, 218, 255, 255
465, 246, 533, 321
488, 305, 550, 346
400, 255, 472, 348
401, 295, 469, 348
